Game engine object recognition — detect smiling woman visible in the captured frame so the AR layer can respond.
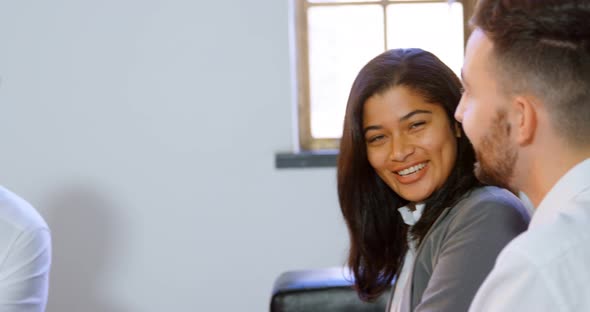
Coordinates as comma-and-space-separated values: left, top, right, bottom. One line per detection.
337, 48, 531, 311
363, 87, 458, 203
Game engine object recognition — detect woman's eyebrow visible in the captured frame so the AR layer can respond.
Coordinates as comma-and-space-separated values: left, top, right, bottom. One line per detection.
399, 110, 432, 122
363, 125, 382, 135
363, 110, 432, 134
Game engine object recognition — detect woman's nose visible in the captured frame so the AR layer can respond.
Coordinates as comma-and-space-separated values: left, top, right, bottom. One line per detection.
389, 136, 414, 162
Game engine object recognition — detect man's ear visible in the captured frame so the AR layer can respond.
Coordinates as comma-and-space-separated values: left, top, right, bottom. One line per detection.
513, 95, 537, 145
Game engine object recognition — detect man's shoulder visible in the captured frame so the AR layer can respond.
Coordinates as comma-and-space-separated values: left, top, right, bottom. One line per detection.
0, 186, 48, 233
501, 203, 590, 269
493, 202, 590, 310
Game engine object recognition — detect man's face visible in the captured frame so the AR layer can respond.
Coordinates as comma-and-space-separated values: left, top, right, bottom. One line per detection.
455, 29, 518, 192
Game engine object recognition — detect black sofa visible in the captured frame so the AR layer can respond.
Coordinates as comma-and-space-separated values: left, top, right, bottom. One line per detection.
270, 267, 392, 312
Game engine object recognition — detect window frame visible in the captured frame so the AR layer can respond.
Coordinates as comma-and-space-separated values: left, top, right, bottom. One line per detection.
293, 0, 474, 151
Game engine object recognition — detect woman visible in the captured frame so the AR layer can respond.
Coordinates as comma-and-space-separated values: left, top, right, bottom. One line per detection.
337, 48, 530, 312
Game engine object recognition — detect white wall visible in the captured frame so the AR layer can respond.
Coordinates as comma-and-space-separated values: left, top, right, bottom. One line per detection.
0, 1, 349, 311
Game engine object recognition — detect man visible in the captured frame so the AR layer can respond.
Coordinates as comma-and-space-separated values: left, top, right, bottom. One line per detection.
0, 186, 51, 311
455, 0, 590, 311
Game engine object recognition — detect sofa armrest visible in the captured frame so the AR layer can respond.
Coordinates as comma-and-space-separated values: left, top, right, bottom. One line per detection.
270, 267, 391, 312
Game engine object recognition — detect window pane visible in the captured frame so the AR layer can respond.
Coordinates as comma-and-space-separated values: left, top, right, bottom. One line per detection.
386, 3, 464, 76
308, 5, 384, 139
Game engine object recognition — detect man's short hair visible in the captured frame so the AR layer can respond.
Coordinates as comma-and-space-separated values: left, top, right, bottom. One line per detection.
472, 0, 590, 145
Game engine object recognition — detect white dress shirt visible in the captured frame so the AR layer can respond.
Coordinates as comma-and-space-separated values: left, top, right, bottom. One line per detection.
469, 158, 590, 312
389, 203, 424, 312
0, 186, 51, 312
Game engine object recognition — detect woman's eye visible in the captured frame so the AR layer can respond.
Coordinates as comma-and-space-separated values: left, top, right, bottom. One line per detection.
409, 121, 426, 129
367, 135, 384, 143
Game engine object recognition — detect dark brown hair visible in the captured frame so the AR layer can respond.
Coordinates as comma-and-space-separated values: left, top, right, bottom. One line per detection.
472, 0, 590, 145
337, 48, 481, 301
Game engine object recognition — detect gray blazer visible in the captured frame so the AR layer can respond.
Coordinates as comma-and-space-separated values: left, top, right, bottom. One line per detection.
386, 186, 530, 312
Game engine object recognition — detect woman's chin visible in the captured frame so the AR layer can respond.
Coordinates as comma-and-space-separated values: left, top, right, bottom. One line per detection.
398, 187, 433, 203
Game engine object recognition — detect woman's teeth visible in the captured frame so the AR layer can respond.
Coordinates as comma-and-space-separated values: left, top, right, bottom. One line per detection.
397, 162, 426, 176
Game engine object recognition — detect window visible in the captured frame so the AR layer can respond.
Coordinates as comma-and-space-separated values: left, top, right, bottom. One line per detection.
293, 0, 472, 151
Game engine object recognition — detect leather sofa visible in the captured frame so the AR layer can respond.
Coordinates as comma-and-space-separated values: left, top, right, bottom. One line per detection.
270, 267, 391, 312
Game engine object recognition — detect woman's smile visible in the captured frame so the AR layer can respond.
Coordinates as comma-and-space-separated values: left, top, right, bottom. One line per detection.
393, 161, 430, 184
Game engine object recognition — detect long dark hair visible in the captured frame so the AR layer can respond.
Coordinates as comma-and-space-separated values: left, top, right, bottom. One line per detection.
337, 48, 481, 301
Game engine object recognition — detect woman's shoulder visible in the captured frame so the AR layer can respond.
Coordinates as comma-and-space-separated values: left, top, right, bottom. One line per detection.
449, 186, 531, 226
458, 186, 524, 211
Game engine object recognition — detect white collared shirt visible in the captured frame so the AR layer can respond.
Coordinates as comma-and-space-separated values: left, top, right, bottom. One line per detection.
0, 186, 51, 312
469, 158, 590, 312
389, 203, 425, 312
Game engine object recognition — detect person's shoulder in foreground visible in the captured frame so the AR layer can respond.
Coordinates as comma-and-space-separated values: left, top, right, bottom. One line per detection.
0, 186, 51, 312
470, 159, 590, 312
454, 0, 590, 309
